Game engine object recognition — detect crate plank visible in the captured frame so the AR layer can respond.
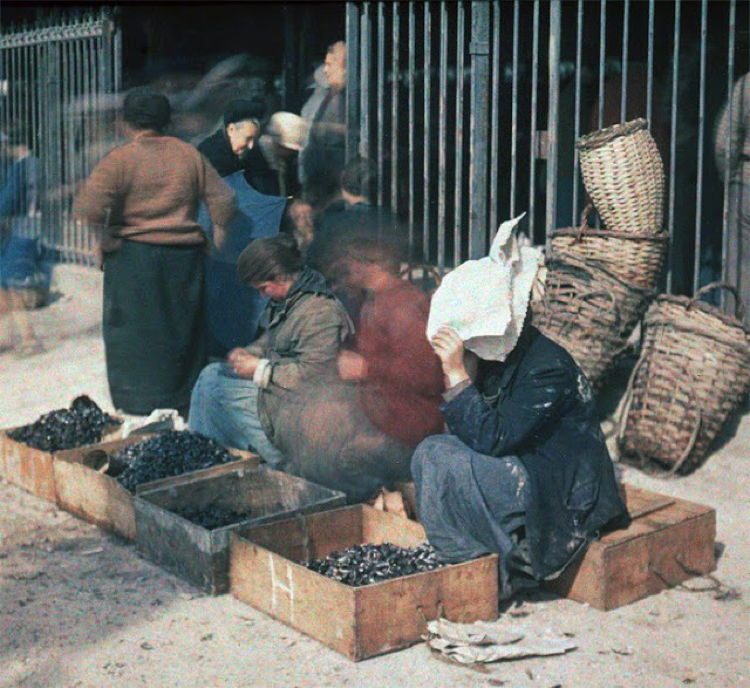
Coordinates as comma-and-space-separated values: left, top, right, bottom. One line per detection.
230, 505, 499, 661
547, 487, 716, 610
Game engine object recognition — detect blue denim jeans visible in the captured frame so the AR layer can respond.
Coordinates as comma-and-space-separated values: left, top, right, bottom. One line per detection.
188, 362, 286, 468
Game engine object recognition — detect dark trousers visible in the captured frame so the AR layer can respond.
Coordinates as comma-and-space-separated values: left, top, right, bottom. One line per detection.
103, 241, 206, 416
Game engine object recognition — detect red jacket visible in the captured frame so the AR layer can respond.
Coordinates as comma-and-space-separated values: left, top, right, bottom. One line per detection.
356, 281, 445, 447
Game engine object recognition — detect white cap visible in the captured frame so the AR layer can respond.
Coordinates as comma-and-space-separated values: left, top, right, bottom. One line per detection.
267, 111, 307, 152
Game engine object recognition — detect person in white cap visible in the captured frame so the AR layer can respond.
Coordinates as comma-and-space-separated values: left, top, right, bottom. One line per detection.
258, 111, 306, 198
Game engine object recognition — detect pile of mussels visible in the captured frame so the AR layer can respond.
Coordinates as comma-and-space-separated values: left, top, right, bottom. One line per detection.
303, 542, 444, 587
114, 431, 235, 492
175, 504, 254, 530
8, 396, 120, 452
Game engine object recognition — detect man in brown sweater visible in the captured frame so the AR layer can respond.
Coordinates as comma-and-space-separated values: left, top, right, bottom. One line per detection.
75, 88, 236, 417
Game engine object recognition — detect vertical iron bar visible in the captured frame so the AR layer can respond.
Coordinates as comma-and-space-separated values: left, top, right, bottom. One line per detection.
345, 2, 361, 162
114, 19, 122, 95
469, 1, 490, 259
528, 0, 540, 238
572, 0, 583, 225
423, 2, 431, 262
0, 44, 6, 189
454, 1, 465, 266
721, 0, 737, 293
546, 0, 561, 244
693, 0, 708, 293
438, 1, 448, 272
598, 0, 606, 131
620, 0, 630, 123
666, 0, 681, 292
390, 2, 399, 214
510, 0, 519, 217
360, 3, 371, 162
489, 1, 500, 237
647, 0, 655, 127
408, 2, 415, 260
24, 40, 32, 238
62, 36, 71, 259
376, 2, 385, 205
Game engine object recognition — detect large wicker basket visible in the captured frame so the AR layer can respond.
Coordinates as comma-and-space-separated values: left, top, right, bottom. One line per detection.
618, 283, 750, 474
532, 255, 653, 386
550, 205, 668, 290
577, 118, 665, 234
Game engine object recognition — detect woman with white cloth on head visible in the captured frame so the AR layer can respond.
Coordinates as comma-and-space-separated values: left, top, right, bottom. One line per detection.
413, 219, 628, 599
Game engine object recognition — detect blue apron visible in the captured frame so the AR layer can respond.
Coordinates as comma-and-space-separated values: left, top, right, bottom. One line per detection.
199, 172, 286, 357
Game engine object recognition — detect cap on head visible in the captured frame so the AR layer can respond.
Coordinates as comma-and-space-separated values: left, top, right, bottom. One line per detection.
123, 88, 171, 131
223, 98, 266, 128
267, 111, 307, 151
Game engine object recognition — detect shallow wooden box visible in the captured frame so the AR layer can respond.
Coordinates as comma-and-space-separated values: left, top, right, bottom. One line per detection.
229, 505, 499, 661
135, 466, 346, 594
546, 485, 716, 610
0, 424, 122, 503
54, 437, 259, 541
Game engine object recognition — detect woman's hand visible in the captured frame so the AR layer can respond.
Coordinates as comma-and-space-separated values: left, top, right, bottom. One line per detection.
337, 350, 368, 381
431, 327, 470, 388
227, 348, 260, 379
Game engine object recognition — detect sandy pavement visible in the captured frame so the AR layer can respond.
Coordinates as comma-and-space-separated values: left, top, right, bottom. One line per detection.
1, 265, 748, 688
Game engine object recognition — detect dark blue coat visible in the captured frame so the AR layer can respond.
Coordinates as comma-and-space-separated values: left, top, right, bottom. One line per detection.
442, 326, 629, 579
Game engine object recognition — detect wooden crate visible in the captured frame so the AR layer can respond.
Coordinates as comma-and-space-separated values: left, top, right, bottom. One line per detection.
229, 505, 499, 661
546, 485, 716, 610
135, 466, 346, 594
54, 437, 259, 541
393, 481, 715, 611
0, 424, 121, 503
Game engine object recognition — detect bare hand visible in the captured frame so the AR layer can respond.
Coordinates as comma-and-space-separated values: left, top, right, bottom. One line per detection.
337, 350, 368, 381
227, 348, 260, 379
431, 327, 470, 388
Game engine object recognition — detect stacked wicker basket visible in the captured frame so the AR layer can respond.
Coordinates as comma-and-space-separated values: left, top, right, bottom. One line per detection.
533, 118, 667, 389
618, 283, 750, 473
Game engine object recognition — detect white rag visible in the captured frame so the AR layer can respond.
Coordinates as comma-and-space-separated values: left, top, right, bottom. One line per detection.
427, 213, 543, 361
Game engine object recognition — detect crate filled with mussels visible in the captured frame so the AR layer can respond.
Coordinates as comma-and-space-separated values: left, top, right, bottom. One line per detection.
134, 465, 345, 594
229, 504, 499, 661
53, 430, 259, 541
0, 396, 122, 502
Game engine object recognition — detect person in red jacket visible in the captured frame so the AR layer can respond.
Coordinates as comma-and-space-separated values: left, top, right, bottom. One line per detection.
333, 232, 445, 446
270, 228, 444, 503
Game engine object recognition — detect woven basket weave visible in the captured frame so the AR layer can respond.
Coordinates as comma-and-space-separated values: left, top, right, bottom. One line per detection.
532, 255, 653, 386
577, 118, 665, 234
618, 283, 750, 474
550, 205, 667, 290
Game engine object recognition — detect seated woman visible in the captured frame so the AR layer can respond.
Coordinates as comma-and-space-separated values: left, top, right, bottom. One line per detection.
188, 234, 353, 467
413, 322, 628, 599
273, 232, 445, 502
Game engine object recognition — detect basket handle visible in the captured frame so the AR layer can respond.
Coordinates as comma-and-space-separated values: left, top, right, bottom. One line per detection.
574, 203, 595, 242
617, 357, 702, 476
688, 281, 745, 322
574, 288, 621, 333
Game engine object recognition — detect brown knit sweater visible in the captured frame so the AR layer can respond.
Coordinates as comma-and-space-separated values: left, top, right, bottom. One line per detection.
74, 133, 235, 247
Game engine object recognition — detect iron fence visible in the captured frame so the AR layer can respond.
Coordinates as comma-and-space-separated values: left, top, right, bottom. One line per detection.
346, 0, 750, 298
0, 10, 121, 264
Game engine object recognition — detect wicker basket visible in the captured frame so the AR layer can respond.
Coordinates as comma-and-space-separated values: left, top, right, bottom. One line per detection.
577, 118, 665, 234
618, 283, 750, 474
532, 255, 653, 386
550, 205, 668, 290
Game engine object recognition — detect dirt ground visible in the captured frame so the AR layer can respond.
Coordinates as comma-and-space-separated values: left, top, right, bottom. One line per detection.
1, 265, 749, 688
